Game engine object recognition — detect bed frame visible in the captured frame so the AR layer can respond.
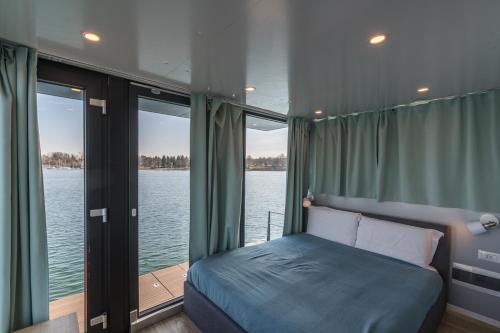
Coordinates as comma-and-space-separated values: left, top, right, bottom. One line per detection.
184, 210, 451, 333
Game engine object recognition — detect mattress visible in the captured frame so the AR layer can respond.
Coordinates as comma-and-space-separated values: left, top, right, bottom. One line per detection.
187, 233, 442, 333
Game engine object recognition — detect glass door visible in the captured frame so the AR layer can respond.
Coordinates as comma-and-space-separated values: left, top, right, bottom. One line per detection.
37, 61, 108, 333
244, 115, 288, 246
129, 84, 191, 319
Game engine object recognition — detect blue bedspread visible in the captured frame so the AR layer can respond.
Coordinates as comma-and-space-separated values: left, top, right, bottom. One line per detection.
188, 233, 442, 333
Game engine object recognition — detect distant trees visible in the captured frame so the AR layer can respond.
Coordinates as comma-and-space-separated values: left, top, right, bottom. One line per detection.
42, 152, 84, 168
246, 154, 286, 171
140, 155, 190, 169
41, 152, 287, 171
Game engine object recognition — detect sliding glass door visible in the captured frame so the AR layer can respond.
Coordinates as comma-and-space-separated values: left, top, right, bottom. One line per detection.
244, 115, 288, 245
129, 85, 191, 318
37, 61, 108, 333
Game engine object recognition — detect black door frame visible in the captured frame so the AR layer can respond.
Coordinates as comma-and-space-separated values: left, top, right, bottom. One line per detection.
37, 59, 109, 333
128, 83, 190, 319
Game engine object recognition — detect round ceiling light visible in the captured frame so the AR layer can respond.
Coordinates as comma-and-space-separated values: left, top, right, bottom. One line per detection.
82, 32, 101, 42
245, 86, 256, 92
369, 34, 386, 45
314, 109, 323, 115
417, 86, 429, 93
70, 88, 81, 92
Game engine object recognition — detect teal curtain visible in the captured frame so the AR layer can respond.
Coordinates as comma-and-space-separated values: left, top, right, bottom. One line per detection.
189, 94, 209, 265
378, 90, 500, 212
0, 43, 49, 332
310, 112, 379, 198
189, 94, 244, 265
309, 90, 500, 213
283, 117, 310, 235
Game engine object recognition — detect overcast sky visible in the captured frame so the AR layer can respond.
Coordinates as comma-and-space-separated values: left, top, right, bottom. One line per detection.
38, 93, 287, 158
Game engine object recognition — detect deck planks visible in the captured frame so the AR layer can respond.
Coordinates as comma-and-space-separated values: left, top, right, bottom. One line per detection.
48, 262, 188, 333
139, 273, 175, 311
152, 265, 187, 299
49, 293, 84, 333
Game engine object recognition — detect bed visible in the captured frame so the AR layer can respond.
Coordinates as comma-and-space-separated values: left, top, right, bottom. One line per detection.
184, 211, 450, 333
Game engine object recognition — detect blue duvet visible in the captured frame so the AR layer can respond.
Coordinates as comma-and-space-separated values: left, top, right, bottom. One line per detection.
188, 233, 442, 333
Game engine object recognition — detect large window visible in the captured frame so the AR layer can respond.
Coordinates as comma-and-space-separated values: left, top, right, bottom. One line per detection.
245, 116, 288, 245
37, 82, 85, 332
136, 96, 190, 313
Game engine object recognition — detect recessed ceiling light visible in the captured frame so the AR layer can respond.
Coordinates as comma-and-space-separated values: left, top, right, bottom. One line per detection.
82, 32, 100, 42
417, 86, 429, 93
369, 34, 386, 45
245, 85, 256, 92
71, 88, 81, 92
315, 110, 323, 115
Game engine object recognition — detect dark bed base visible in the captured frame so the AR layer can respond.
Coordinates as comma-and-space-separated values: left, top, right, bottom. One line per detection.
184, 281, 446, 333
184, 210, 450, 333
184, 281, 245, 333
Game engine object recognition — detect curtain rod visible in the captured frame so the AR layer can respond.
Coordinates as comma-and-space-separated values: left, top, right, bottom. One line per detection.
314, 89, 494, 122
0, 37, 28, 48
216, 98, 288, 122
38, 51, 191, 96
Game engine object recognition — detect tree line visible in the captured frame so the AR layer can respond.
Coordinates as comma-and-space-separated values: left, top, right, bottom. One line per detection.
41, 152, 287, 171
140, 155, 190, 169
42, 152, 84, 169
246, 154, 287, 171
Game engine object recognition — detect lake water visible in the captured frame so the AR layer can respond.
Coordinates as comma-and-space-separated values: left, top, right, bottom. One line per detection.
44, 169, 286, 301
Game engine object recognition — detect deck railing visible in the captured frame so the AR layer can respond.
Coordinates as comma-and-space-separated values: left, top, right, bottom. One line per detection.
267, 210, 285, 241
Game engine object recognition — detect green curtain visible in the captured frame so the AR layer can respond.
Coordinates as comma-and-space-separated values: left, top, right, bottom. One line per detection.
189, 94, 209, 265
283, 117, 310, 235
189, 94, 244, 265
0, 43, 49, 332
310, 112, 379, 198
378, 90, 500, 212
309, 90, 500, 213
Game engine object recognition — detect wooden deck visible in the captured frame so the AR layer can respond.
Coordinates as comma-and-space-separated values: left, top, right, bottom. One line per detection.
49, 262, 188, 333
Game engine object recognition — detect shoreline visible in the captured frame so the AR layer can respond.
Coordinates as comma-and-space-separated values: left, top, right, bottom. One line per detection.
44, 167, 286, 171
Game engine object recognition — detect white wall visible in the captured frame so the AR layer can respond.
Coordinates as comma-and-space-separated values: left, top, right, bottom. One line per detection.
314, 194, 500, 321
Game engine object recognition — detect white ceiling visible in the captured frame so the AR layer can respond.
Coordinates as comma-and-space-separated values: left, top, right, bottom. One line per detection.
1, 0, 500, 117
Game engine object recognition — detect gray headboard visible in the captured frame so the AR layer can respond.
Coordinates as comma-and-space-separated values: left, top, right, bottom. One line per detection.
305, 207, 451, 291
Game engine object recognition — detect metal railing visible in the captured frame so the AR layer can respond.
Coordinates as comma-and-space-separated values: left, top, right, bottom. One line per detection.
267, 211, 285, 241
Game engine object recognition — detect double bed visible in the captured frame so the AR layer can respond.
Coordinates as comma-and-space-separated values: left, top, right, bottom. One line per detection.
184, 210, 450, 333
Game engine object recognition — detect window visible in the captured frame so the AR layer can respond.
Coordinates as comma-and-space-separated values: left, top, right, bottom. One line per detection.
134, 94, 190, 313
37, 82, 85, 332
245, 116, 288, 245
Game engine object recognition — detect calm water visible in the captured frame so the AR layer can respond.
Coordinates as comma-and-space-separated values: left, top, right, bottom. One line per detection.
44, 169, 285, 301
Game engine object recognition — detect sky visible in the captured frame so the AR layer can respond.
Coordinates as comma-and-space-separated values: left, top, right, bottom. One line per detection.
37, 93, 287, 158
246, 128, 287, 158
37, 93, 84, 155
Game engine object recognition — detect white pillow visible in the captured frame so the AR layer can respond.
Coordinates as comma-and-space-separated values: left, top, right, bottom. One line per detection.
306, 206, 361, 246
355, 216, 444, 269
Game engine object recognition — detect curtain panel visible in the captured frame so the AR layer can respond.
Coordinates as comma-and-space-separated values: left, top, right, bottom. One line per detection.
377, 91, 500, 213
309, 90, 500, 213
310, 112, 379, 198
0, 43, 49, 332
189, 94, 244, 265
283, 117, 310, 235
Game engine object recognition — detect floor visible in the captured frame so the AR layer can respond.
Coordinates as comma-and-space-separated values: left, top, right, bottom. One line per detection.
139, 309, 500, 333
49, 262, 188, 333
